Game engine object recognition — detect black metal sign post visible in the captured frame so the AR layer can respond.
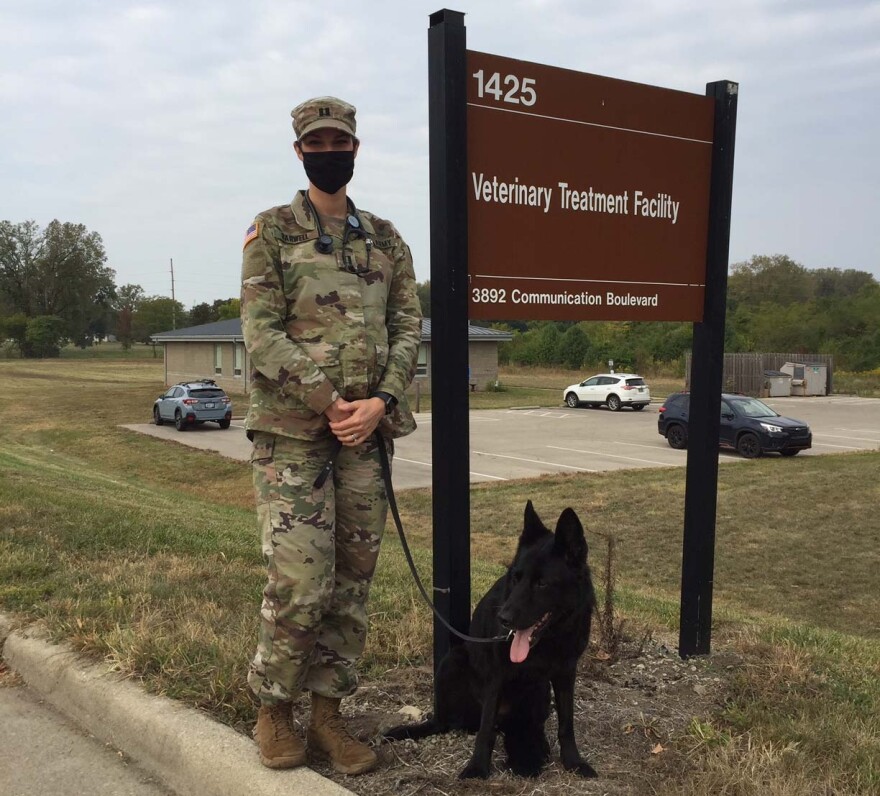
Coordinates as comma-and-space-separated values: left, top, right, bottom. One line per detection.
427, 10, 470, 683
678, 81, 739, 657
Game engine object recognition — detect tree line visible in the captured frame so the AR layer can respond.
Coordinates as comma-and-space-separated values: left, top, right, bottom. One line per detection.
0, 220, 238, 356
2, 221, 878, 371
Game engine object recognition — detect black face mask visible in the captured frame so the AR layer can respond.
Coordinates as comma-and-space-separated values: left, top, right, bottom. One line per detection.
301, 150, 355, 195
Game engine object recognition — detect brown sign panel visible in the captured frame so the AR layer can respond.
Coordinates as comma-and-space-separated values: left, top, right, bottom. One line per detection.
467, 51, 715, 321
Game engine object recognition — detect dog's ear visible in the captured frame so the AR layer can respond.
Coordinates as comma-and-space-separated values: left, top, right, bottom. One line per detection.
518, 500, 551, 548
553, 507, 587, 566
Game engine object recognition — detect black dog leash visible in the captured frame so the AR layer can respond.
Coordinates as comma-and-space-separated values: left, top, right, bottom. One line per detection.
312, 432, 507, 645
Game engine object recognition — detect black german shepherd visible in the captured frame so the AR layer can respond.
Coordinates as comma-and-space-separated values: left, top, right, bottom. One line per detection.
384, 501, 597, 779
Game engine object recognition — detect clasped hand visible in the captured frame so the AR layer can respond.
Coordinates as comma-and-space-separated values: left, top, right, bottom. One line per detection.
326, 397, 385, 447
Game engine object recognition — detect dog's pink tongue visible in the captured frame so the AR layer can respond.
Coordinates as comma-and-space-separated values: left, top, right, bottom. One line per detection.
510, 626, 536, 663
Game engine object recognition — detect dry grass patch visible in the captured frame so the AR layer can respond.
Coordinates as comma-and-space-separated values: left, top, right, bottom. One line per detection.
834, 369, 880, 398
0, 661, 24, 688
669, 626, 880, 795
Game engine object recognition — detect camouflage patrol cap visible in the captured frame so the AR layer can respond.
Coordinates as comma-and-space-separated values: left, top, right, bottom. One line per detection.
291, 96, 357, 140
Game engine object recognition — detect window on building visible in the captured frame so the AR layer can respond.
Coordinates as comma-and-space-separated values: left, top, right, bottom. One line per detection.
214, 344, 223, 374
416, 344, 428, 377
234, 344, 244, 377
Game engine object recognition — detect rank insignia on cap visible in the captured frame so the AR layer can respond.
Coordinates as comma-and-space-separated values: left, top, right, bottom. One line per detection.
243, 221, 260, 250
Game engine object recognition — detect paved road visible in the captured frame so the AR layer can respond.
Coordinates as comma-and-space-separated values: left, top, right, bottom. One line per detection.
123, 395, 880, 489
0, 681, 173, 796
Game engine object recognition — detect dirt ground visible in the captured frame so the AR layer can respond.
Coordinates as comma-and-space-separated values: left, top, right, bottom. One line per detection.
298, 634, 739, 796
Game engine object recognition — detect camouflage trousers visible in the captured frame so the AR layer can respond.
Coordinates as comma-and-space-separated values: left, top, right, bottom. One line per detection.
247, 430, 391, 704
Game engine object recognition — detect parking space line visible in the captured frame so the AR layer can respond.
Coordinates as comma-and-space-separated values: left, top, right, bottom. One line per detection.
395, 456, 507, 481
395, 456, 432, 468
815, 433, 880, 443
613, 441, 674, 451
812, 441, 876, 449
472, 450, 597, 473
547, 445, 674, 466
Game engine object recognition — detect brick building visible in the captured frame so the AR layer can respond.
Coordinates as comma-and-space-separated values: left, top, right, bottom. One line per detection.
151, 318, 512, 395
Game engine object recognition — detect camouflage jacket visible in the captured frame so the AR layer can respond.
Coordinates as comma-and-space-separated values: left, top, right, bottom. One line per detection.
241, 191, 422, 441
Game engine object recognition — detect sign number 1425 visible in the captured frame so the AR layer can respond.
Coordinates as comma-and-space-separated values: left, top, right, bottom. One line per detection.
472, 70, 537, 106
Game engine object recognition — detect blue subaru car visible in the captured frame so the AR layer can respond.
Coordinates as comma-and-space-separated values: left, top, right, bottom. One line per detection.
153, 380, 232, 431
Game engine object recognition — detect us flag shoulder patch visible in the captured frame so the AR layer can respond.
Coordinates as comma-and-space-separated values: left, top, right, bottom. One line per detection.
243, 221, 260, 250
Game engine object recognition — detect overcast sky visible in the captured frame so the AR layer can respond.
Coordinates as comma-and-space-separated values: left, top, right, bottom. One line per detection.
2, 0, 878, 309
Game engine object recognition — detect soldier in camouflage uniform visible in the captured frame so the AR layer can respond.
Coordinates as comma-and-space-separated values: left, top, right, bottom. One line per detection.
241, 96, 421, 774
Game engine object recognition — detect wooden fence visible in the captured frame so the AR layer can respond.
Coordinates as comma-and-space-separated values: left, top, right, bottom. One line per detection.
684, 352, 835, 396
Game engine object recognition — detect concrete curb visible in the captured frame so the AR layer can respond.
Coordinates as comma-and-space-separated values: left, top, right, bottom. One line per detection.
1, 621, 354, 796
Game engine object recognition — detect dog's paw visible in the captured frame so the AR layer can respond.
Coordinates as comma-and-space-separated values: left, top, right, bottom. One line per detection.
567, 759, 598, 778
459, 761, 491, 779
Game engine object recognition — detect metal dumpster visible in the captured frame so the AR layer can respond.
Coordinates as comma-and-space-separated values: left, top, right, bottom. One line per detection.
781, 362, 828, 396
763, 370, 793, 397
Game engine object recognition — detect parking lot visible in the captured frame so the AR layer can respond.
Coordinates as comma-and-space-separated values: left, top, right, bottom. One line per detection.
124, 395, 880, 490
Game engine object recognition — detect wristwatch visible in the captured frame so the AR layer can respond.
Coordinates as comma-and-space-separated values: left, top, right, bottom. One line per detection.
373, 391, 398, 415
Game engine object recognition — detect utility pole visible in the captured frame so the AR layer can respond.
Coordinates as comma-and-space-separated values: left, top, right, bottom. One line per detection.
170, 258, 177, 329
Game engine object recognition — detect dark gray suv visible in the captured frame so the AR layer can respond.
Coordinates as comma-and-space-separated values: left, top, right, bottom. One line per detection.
153, 380, 232, 431
658, 392, 812, 458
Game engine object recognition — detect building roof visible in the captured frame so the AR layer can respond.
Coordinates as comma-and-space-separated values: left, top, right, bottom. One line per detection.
420, 318, 512, 342
152, 318, 242, 341
151, 318, 513, 343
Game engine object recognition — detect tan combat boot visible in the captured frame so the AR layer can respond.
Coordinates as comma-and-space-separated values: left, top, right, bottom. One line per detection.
253, 701, 307, 769
307, 693, 378, 775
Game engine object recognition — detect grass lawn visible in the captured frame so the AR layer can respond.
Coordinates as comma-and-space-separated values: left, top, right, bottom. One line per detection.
1, 357, 878, 794
59, 341, 163, 359
836, 368, 880, 398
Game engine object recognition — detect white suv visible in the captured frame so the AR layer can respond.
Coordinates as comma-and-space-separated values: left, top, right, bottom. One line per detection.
563, 373, 651, 411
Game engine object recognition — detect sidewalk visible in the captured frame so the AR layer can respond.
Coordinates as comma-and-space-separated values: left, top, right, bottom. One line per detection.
0, 681, 173, 796
0, 615, 354, 796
